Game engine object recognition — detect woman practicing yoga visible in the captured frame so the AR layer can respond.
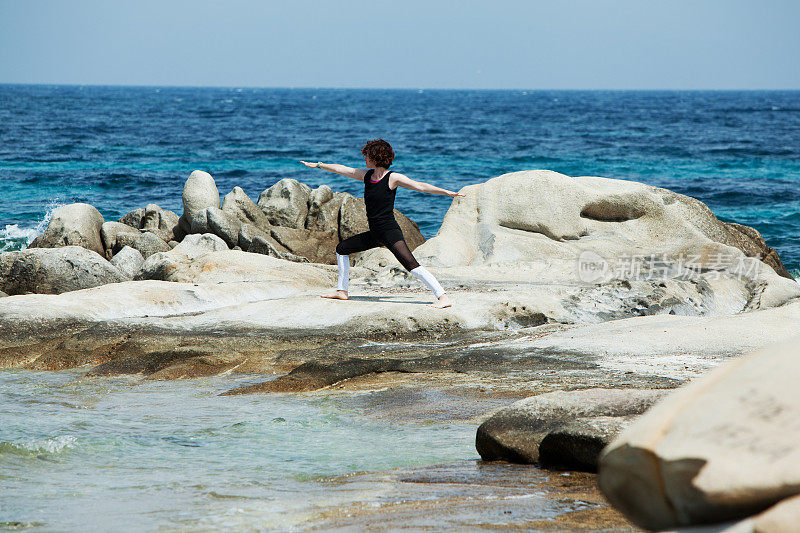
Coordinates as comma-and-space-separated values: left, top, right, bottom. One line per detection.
301, 139, 464, 308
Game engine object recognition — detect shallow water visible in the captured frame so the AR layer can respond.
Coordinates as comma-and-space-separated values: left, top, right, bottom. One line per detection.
1, 86, 798, 275
1, 370, 487, 530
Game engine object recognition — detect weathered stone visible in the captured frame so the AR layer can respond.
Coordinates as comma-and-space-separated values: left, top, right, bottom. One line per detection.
599, 336, 800, 530
476, 389, 667, 466
131, 232, 171, 260
140, 203, 181, 242
270, 226, 337, 264
119, 208, 145, 229
114, 232, 140, 253
135, 233, 230, 281
181, 170, 220, 231
100, 221, 140, 258
238, 223, 284, 253
306, 190, 344, 233
30, 203, 105, 255
0, 246, 126, 295
222, 186, 271, 230
109, 246, 144, 279
205, 206, 241, 248
248, 236, 309, 263
537, 416, 634, 471
258, 178, 311, 228
188, 208, 210, 234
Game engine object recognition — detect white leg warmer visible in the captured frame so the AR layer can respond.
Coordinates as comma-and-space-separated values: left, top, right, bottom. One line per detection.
410, 266, 445, 299
336, 253, 350, 292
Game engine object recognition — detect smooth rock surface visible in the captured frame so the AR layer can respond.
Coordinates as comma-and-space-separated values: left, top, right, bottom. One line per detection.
0, 246, 127, 295
476, 389, 666, 467
181, 170, 220, 231
205, 206, 241, 248
599, 336, 800, 530
29, 203, 105, 255
109, 246, 144, 278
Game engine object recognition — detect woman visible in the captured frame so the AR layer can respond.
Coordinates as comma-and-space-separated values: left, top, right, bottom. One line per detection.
301, 139, 464, 308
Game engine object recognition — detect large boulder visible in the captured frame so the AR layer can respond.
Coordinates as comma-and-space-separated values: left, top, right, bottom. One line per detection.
205, 206, 241, 248
142, 204, 181, 242
0, 246, 126, 295
269, 226, 337, 264
222, 186, 271, 230
258, 178, 311, 228
414, 170, 790, 278
109, 246, 144, 278
476, 388, 666, 470
136, 233, 229, 281
30, 203, 105, 255
599, 336, 800, 530
100, 221, 141, 258
180, 170, 220, 233
131, 232, 171, 260
393, 170, 799, 316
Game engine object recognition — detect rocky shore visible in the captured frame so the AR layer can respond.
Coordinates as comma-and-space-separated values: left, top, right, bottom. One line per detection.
2, 169, 798, 530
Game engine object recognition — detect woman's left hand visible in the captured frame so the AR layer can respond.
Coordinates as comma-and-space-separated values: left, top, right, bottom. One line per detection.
447, 191, 466, 197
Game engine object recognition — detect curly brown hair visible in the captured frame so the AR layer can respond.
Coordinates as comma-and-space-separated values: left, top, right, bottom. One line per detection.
361, 139, 395, 168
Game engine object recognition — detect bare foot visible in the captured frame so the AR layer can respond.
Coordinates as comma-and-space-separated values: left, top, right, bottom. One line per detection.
428, 294, 452, 309
321, 290, 349, 300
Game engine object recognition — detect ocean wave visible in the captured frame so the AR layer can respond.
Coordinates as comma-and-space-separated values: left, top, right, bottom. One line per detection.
0, 201, 65, 252
0, 435, 77, 456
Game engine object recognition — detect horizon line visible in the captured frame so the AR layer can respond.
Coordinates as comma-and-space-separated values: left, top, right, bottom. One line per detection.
1, 82, 799, 92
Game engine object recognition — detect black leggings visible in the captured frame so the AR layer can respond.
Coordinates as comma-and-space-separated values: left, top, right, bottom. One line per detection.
336, 230, 420, 272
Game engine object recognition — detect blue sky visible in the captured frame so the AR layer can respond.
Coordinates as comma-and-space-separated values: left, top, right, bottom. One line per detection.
1, 0, 798, 89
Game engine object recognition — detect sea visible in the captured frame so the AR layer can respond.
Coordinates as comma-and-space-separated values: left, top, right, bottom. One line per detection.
1, 86, 799, 530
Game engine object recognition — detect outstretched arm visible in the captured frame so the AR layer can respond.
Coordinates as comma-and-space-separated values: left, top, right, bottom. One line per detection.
390, 173, 465, 197
300, 161, 367, 181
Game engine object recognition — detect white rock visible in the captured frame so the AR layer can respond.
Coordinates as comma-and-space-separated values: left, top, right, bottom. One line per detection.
29, 203, 105, 255
181, 170, 220, 230
599, 335, 800, 530
109, 246, 144, 278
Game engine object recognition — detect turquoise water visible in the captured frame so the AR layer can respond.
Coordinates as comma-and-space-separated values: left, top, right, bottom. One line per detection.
0, 370, 477, 530
1, 86, 798, 274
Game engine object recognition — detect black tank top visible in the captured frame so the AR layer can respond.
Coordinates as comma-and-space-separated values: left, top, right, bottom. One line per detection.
364, 169, 399, 229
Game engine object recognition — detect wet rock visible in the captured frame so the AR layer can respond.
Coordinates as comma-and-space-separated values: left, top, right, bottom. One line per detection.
0, 246, 127, 295
119, 208, 145, 228
258, 178, 311, 228
476, 389, 667, 467
131, 232, 171, 260
100, 221, 140, 258
109, 246, 144, 278
87, 346, 242, 379
222, 358, 400, 394
180, 170, 220, 233
30, 203, 105, 255
599, 336, 800, 530
222, 186, 271, 230
537, 416, 634, 471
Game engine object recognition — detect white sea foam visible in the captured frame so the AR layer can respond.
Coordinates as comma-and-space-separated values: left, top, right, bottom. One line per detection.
1, 435, 78, 455
0, 200, 65, 251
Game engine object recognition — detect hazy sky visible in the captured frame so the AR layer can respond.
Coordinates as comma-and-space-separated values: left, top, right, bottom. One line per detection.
1, 0, 798, 89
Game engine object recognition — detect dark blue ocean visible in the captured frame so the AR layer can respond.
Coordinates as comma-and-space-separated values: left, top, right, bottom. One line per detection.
1, 85, 798, 275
